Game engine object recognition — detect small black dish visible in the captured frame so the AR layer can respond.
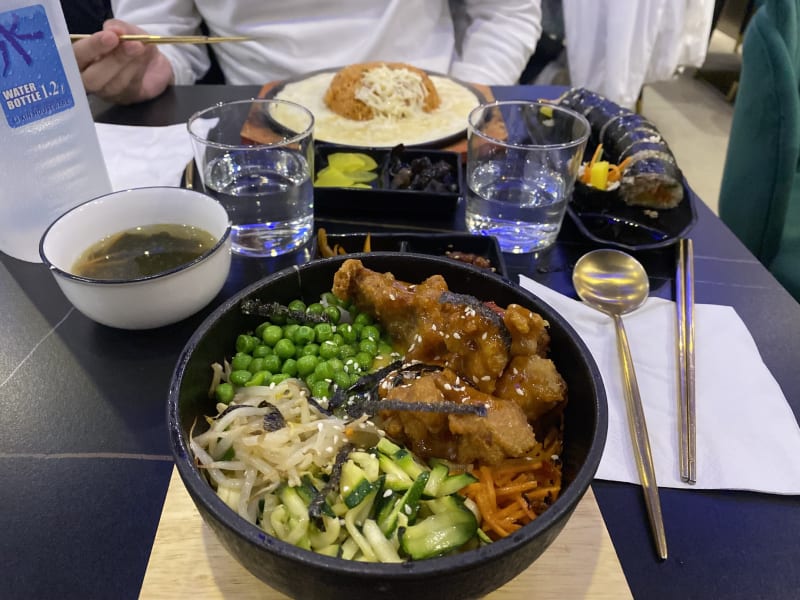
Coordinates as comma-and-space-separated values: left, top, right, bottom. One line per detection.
314, 232, 508, 277
567, 180, 697, 251
313, 144, 462, 218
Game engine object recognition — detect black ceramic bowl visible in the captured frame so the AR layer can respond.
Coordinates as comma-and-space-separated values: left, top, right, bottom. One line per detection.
167, 253, 607, 600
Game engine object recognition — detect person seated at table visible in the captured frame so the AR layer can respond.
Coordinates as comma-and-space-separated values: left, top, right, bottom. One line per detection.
73, 0, 543, 105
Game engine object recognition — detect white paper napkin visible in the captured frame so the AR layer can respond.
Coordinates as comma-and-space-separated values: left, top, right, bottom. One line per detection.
519, 275, 800, 494
95, 122, 210, 191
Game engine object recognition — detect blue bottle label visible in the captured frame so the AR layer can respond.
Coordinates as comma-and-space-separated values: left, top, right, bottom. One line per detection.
0, 4, 74, 129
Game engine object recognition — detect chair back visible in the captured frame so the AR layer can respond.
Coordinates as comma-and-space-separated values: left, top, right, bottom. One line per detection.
718, 0, 800, 299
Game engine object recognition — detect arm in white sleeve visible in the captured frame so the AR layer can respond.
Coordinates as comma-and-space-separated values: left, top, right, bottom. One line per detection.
110, 0, 210, 84
450, 0, 542, 85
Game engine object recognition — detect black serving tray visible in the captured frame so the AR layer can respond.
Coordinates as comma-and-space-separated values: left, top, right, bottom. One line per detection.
313, 144, 462, 218
566, 180, 697, 251
313, 232, 507, 277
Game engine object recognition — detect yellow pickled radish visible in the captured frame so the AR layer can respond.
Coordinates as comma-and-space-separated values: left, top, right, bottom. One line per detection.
589, 160, 610, 190
314, 166, 358, 187
327, 152, 378, 172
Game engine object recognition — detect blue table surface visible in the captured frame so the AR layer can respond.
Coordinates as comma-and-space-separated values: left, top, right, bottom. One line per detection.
1, 84, 798, 600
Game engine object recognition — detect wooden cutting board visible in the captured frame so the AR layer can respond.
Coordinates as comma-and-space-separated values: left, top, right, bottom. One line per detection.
139, 468, 631, 599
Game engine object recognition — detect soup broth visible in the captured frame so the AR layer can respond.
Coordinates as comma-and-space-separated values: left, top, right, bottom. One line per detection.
72, 223, 218, 280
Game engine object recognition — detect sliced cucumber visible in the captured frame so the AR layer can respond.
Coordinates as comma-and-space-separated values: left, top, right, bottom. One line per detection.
399, 500, 478, 559
436, 471, 478, 497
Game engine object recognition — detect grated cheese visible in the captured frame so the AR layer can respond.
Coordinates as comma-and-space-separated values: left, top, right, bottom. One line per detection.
354, 65, 429, 119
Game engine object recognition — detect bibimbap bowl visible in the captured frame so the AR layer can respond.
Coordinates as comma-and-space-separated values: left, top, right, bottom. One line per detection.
168, 253, 607, 600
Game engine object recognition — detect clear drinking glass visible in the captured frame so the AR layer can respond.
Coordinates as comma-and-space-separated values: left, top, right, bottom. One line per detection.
188, 99, 315, 257
465, 100, 590, 254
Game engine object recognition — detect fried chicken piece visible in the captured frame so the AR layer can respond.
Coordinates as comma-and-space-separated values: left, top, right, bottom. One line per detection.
503, 304, 550, 357
495, 355, 567, 422
379, 369, 537, 465
333, 259, 510, 393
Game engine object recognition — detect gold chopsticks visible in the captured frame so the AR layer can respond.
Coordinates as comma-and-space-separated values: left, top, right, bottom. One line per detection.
69, 34, 250, 45
676, 238, 696, 484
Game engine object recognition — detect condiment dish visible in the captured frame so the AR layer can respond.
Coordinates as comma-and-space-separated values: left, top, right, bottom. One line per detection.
40, 186, 232, 329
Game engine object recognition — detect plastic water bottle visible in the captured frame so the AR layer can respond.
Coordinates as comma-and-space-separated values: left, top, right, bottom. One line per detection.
0, 1, 111, 262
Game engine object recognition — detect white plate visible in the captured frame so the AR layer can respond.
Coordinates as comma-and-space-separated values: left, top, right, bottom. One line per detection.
267, 69, 484, 148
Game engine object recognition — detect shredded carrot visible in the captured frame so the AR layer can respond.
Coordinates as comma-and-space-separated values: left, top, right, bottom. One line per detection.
461, 450, 562, 541
317, 228, 336, 258
580, 144, 632, 189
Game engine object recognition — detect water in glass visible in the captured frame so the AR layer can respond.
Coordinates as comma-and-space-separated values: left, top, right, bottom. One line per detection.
466, 161, 567, 254
203, 149, 313, 256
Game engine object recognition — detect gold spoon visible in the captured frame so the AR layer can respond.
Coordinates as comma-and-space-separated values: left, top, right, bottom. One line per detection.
573, 249, 668, 560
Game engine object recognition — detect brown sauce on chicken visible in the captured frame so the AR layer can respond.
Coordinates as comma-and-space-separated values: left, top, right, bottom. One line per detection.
333, 259, 567, 466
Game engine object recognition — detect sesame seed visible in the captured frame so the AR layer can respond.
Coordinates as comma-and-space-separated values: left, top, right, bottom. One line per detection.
408, 343, 416, 352
512, 368, 519, 375
431, 324, 437, 331
481, 332, 487, 340
404, 505, 412, 515
515, 387, 524, 396
551, 454, 560, 461
453, 332, 461, 340
472, 376, 478, 383
443, 383, 452, 390
383, 489, 393, 498
389, 294, 396, 301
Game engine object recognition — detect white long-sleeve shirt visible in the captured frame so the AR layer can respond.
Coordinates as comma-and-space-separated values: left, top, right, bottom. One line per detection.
110, 0, 542, 85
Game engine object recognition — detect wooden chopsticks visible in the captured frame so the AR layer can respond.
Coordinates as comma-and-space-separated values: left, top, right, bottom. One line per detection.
676, 238, 696, 484
69, 34, 250, 45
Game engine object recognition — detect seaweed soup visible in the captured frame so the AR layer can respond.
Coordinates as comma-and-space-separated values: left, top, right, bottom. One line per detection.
72, 224, 218, 280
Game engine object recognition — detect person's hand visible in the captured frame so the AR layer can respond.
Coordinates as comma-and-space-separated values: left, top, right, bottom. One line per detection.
73, 19, 175, 105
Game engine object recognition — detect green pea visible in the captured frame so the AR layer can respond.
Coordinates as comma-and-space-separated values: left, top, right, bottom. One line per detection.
310, 380, 331, 398
338, 344, 357, 360
281, 358, 298, 377
354, 351, 373, 370
337, 323, 358, 344
306, 302, 325, 316
252, 344, 272, 358
254, 322, 270, 338
304, 372, 319, 386
318, 340, 339, 360
296, 354, 318, 377
327, 358, 344, 373
262, 354, 282, 374
314, 361, 334, 381
229, 370, 253, 386
324, 305, 341, 324
245, 370, 271, 387
314, 323, 334, 343
274, 338, 296, 360
349, 371, 363, 387
248, 357, 267, 373
283, 323, 300, 341
300, 343, 320, 357
236, 334, 258, 354
288, 299, 306, 313
332, 371, 351, 390
261, 325, 284, 347
377, 342, 394, 358
359, 339, 378, 356
215, 382, 235, 404
293, 325, 315, 346
271, 373, 291, 385
353, 312, 373, 327
321, 292, 341, 307
332, 333, 344, 346
230, 354, 253, 371
360, 325, 381, 342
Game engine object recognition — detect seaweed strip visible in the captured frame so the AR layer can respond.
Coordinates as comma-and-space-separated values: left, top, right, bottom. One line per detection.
240, 299, 330, 324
